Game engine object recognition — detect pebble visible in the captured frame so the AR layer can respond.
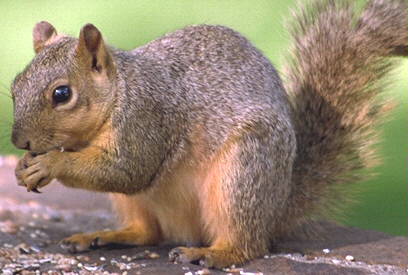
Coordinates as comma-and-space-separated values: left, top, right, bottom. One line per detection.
83, 264, 105, 271
76, 255, 90, 261
100, 256, 106, 261
322, 248, 330, 254
17, 243, 31, 254
38, 258, 52, 264
223, 267, 243, 273
132, 250, 160, 260
0, 209, 14, 220
55, 264, 72, 272
0, 220, 19, 234
331, 259, 341, 264
148, 252, 160, 259
30, 246, 41, 253
345, 255, 354, 261
196, 268, 211, 275
305, 255, 315, 261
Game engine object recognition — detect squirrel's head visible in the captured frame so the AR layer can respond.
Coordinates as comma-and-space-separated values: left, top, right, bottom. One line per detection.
11, 22, 116, 153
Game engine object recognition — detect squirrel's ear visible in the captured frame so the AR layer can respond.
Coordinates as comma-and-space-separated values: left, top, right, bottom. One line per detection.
33, 21, 58, 54
77, 24, 112, 74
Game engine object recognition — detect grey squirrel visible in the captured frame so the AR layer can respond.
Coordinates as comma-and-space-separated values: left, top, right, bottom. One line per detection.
11, 0, 408, 268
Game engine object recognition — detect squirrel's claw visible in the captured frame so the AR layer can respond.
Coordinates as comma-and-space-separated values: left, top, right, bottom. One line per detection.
60, 234, 102, 253
15, 152, 54, 193
169, 247, 199, 264
60, 239, 91, 253
29, 187, 42, 193
169, 247, 215, 268
169, 246, 246, 269
25, 176, 50, 193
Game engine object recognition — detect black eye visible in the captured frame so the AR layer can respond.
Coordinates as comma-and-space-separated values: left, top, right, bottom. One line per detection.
52, 85, 71, 104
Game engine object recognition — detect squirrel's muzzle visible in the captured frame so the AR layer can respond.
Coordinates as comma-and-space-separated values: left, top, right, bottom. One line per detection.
11, 127, 31, 150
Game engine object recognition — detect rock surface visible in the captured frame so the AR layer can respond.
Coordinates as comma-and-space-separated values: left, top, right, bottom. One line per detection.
0, 155, 407, 274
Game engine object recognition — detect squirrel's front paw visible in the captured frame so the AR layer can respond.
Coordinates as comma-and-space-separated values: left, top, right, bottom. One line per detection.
15, 152, 33, 186
15, 151, 59, 192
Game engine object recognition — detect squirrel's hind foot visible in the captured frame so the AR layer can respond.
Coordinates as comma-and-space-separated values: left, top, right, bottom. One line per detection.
169, 245, 247, 269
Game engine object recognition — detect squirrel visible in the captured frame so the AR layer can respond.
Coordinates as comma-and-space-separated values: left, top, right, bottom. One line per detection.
10, 0, 407, 269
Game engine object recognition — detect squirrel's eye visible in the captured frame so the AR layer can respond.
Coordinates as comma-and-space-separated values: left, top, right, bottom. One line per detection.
52, 85, 71, 104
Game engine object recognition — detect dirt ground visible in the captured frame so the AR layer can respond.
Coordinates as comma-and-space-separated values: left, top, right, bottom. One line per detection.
0, 155, 407, 275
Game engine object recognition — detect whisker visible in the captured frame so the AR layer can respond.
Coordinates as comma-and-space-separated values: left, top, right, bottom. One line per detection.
0, 82, 12, 100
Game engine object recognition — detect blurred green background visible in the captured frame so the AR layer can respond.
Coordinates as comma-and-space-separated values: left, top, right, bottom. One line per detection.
0, 0, 406, 236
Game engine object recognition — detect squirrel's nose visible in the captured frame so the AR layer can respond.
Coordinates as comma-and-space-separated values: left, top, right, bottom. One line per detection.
11, 128, 31, 150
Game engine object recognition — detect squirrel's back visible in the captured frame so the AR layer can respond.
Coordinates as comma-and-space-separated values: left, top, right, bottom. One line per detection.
132, 24, 291, 116
114, 25, 294, 158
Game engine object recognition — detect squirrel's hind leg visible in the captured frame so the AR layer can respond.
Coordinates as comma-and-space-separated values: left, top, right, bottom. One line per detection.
169, 125, 295, 268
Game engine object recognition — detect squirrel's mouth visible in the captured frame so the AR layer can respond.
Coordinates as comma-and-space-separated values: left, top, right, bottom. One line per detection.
31, 146, 69, 156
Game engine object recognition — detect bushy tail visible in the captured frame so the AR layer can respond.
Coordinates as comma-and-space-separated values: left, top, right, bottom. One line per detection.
281, 0, 407, 236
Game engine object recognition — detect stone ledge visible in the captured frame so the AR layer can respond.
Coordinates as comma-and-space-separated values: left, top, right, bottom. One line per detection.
0, 156, 406, 274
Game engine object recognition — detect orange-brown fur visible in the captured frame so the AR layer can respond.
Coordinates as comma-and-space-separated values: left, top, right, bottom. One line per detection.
110, 128, 238, 247
55, 119, 116, 190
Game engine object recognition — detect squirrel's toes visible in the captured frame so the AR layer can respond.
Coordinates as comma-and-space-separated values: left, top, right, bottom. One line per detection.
60, 233, 101, 253
169, 246, 247, 269
60, 227, 160, 253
